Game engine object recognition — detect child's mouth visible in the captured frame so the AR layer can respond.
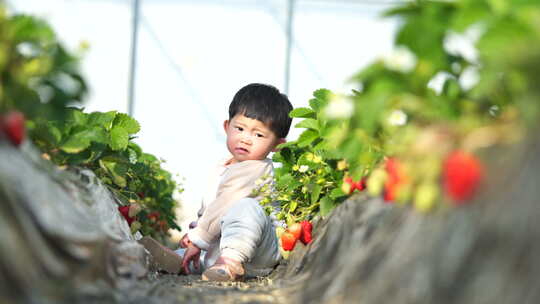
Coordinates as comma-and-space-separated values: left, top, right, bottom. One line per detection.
235, 147, 249, 154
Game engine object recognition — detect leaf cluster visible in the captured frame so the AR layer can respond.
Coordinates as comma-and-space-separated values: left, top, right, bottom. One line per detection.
0, 6, 183, 240
268, 0, 540, 219
0, 8, 87, 120
265, 90, 352, 222
30, 108, 182, 238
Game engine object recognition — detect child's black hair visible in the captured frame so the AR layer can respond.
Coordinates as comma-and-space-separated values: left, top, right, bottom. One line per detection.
228, 83, 293, 138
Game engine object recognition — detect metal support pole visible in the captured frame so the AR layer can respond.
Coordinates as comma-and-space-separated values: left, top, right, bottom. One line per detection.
127, 0, 141, 117
284, 0, 295, 95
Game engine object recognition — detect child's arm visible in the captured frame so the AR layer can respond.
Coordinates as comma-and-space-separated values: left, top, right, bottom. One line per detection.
187, 159, 273, 249
182, 243, 201, 274
178, 199, 204, 248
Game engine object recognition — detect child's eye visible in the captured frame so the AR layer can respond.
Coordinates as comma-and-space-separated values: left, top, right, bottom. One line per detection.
235, 126, 243, 131
256, 133, 265, 138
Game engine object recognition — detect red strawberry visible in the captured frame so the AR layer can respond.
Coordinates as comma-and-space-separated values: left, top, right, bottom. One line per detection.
300, 220, 313, 245
288, 222, 302, 240
1, 111, 26, 147
343, 176, 366, 195
383, 158, 407, 203
385, 157, 400, 179
342, 176, 355, 195
443, 151, 483, 203
281, 232, 297, 251
118, 205, 135, 225
147, 211, 160, 222
354, 178, 367, 192
158, 220, 169, 232
384, 185, 399, 202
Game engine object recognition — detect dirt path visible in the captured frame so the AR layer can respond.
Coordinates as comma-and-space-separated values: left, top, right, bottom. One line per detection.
104, 272, 300, 304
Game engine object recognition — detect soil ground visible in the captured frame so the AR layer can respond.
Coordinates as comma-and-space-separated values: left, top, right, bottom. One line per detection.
110, 270, 300, 304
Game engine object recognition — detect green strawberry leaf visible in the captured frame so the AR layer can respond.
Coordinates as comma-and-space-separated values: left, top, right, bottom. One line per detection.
310, 89, 331, 111
65, 107, 87, 126
276, 173, 301, 190
60, 134, 90, 153
311, 184, 322, 204
289, 107, 316, 119
289, 200, 298, 212
99, 160, 128, 188
10, 15, 55, 42
319, 195, 335, 217
276, 141, 297, 150
297, 129, 319, 147
330, 187, 346, 200
88, 111, 117, 129
109, 126, 129, 151
61, 126, 109, 153
33, 122, 62, 146
65, 149, 94, 165
113, 113, 140, 134
295, 118, 319, 131
84, 127, 108, 144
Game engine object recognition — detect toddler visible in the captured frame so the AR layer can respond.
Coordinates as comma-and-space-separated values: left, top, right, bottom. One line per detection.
141, 83, 292, 281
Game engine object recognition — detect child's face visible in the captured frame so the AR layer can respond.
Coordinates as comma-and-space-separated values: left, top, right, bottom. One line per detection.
224, 114, 284, 163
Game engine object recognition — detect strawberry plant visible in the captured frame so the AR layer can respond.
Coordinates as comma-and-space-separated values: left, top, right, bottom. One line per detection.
0, 6, 183, 241
256, 90, 350, 223
263, 0, 540, 222
29, 108, 183, 240
257, 89, 384, 224
0, 7, 88, 121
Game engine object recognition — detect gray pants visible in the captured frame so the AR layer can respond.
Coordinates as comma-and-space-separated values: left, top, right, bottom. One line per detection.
176, 198, 281, 277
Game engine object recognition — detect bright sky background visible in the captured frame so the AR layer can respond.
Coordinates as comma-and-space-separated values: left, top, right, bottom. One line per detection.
9, 0, 398, 234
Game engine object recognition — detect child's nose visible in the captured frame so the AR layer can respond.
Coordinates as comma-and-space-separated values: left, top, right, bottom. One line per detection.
241, 134, 252, 144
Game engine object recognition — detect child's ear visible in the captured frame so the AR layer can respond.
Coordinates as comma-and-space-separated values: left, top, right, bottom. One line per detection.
223, 120, 229, 132
272, 138, 286, 152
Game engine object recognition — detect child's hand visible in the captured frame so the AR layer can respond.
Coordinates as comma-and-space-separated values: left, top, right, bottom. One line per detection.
182, 243, 201, 274
179, 233, 192, 248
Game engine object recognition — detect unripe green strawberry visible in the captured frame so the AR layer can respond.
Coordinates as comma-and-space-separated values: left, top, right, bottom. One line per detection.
414, 182, 439, 212
130, 220, 141, 233
395, 183, 412, 204
275, 226, 286, 238
420, 157, 441, 180
367, 168, 387, 196
337, 160, 348, 171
